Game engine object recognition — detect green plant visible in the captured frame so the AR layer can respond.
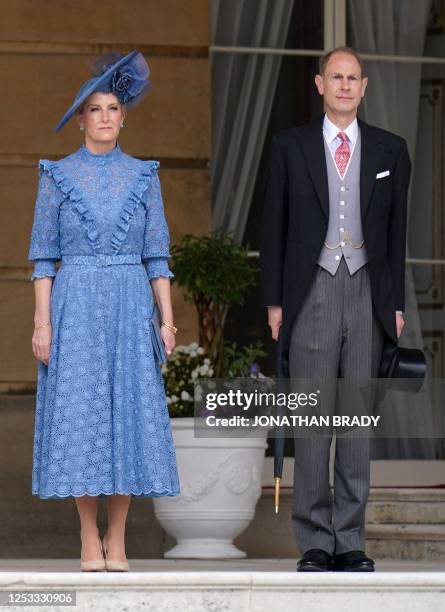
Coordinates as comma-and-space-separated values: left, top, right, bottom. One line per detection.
221, 340, 267, 378
163, 340, 268, 418
162, 342, 214, 417
170, 231, 257, 376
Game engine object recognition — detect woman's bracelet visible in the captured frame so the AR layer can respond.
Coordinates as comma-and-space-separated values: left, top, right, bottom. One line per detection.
34, 322, 51, 330
161, 321, 178, 334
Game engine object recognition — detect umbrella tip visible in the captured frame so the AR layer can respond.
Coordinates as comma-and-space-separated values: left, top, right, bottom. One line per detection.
274, 477, 281, 514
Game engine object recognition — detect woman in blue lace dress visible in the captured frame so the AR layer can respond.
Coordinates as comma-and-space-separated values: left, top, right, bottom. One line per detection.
28, 51, 180, 572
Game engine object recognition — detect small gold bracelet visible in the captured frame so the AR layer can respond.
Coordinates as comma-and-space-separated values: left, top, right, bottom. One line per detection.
161, 321, 178, 334
34, 322, 51, 330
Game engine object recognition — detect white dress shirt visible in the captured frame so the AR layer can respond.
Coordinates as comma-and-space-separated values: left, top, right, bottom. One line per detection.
323, 113, 358, 178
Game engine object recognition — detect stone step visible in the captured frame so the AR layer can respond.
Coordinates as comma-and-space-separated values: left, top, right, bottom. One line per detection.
1, 564, 444, 612
366, 539, 445, 562
236, 488, 445, 560
369, 489, 445, 502
366, 523, 445, 541
366, 488, 445, 524
366, 524, 445, 560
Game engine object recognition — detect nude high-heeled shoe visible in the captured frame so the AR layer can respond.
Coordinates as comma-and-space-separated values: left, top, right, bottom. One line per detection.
102, 534, 129, 572
80, 537, 106, 572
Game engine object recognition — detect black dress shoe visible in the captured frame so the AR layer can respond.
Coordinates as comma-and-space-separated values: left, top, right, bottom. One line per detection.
296, 549, 333, 572
333, 550, 375, 572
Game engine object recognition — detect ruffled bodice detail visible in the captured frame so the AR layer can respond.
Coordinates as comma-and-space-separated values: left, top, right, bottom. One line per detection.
39, 159, 103, 253
109, 160, 160, 254
28, 144, 172, 280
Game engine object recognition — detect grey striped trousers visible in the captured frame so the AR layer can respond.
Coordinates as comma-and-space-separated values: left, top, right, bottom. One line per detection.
289, 258, 384, 555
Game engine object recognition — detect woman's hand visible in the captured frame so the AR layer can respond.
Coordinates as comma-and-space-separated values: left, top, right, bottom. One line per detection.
150, 277, 175, 357
161, 325, 175, 357
32, 325, 52, 366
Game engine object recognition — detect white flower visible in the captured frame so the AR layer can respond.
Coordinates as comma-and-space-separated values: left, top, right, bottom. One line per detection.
181, 390, 191, 401
204, 358, 210, 365
171, 395, 179, 403
190, 342, 199, 350
191, 370, 198, 379
197, 347, 204, 354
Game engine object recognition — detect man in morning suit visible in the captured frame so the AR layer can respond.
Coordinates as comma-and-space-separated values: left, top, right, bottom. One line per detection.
260, 47, 411, 572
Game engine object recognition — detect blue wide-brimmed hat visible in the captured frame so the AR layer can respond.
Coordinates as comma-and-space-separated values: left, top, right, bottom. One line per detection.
54, 50, 151, 132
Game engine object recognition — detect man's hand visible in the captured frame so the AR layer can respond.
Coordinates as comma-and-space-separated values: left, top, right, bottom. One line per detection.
396, 312, 405, 339
268, 306, 282, 341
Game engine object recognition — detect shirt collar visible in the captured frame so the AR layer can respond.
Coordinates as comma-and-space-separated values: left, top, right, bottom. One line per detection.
323, 113, 358, 146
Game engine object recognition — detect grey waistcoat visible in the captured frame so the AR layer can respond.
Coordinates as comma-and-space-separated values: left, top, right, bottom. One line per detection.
317, 130, 368, 275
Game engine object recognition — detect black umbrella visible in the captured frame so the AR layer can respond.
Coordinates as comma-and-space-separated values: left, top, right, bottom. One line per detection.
273, 329, 289, 514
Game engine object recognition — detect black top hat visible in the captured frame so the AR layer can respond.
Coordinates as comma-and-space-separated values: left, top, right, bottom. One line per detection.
378, 339, 426, 395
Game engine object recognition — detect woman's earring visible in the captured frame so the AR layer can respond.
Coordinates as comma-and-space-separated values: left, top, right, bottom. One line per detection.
120, 121, 124, 128
79, 125, 84, 131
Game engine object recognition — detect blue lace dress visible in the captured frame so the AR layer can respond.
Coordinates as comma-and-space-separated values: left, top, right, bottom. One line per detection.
28, 143, 180, 500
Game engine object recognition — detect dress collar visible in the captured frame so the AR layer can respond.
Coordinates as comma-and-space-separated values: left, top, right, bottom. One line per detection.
78, 142, 122, 163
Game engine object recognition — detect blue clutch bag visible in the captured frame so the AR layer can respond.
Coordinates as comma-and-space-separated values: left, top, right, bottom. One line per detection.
150, 303, 167, 364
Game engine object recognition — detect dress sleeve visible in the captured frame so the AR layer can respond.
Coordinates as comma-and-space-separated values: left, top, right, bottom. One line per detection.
28, 162, 62, 282
141, 165, 174, 281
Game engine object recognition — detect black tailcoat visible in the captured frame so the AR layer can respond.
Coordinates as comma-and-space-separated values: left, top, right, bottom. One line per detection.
260, 115, 411, 373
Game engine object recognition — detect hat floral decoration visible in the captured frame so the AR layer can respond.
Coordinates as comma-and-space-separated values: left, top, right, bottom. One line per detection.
91, 51, 151, 106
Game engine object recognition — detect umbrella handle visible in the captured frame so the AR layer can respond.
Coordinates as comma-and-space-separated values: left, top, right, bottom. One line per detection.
274, 477, 281, 514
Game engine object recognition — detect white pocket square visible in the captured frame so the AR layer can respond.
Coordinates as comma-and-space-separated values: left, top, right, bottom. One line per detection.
376, 170, 390, 179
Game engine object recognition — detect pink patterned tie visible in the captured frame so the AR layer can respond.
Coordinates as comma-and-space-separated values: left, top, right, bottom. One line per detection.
334, 132, 350, 177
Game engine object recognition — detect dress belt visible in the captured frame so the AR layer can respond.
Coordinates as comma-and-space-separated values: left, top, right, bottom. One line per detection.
61, 254, 142, 267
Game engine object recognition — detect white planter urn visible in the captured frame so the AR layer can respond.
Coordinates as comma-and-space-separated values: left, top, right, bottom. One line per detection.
153, 417, 268, 559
